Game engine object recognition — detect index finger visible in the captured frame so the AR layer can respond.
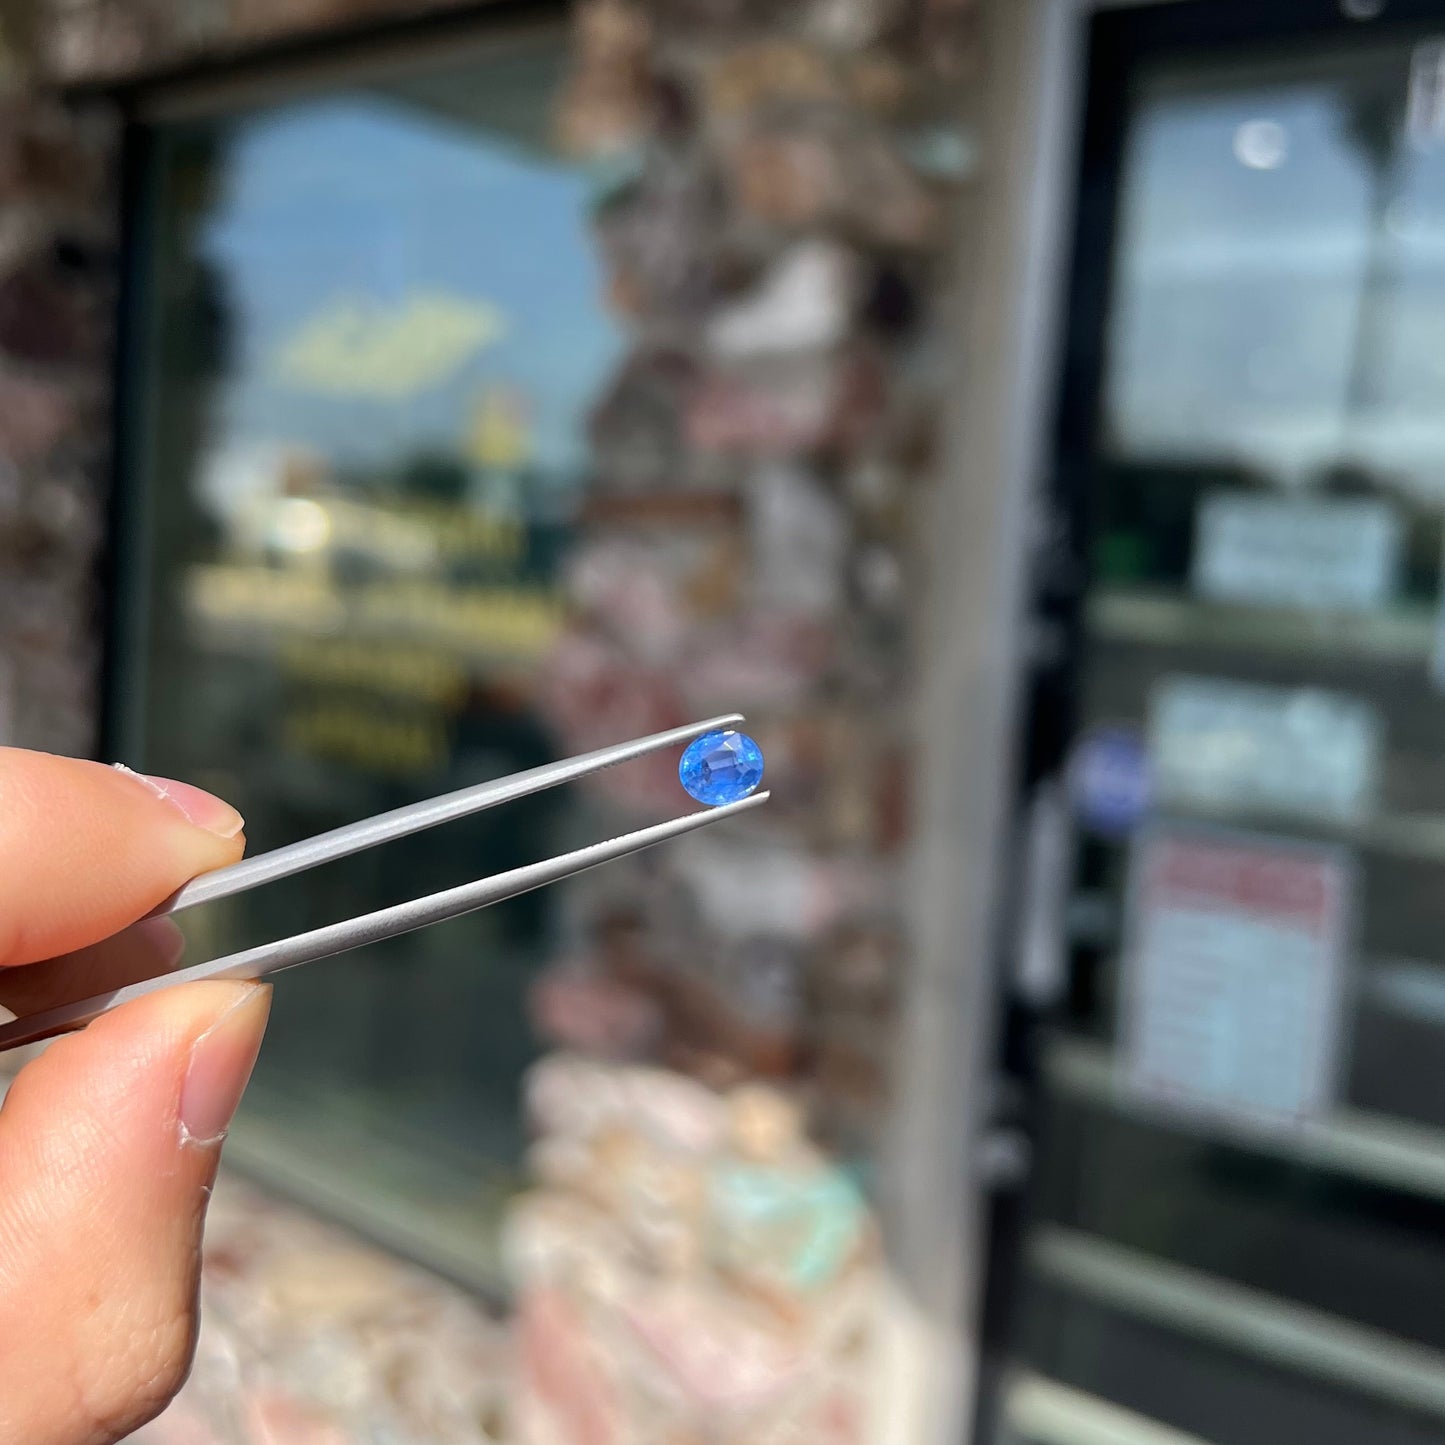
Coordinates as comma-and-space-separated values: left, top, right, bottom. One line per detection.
0, 750, 245, 967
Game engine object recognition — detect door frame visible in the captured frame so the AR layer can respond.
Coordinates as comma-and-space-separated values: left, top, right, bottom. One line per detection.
888, 1, 1089, 1440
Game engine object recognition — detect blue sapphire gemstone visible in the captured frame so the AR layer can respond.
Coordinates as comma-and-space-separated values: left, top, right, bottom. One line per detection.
679, 729, 765, 806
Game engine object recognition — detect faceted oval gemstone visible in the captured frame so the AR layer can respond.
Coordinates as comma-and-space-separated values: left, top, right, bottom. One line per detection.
679, 729, 765, 806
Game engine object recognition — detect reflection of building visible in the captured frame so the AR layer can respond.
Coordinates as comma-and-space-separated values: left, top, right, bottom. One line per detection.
10, 3, 1445, 1445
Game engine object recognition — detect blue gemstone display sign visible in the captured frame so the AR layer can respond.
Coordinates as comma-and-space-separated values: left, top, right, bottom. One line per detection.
1069, 726, 1150, 837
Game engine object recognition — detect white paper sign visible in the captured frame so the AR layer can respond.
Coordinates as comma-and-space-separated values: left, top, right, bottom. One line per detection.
1192, 492, 1400, 612
1408, 40, 1445, 151
1149, 675, 1380, 824
1121, 826, 1351, 1130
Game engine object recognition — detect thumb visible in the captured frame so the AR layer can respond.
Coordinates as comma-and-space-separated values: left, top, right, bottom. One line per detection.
0, 979, 270, 1445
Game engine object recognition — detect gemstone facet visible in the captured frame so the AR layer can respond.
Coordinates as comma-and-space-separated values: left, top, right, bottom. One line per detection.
679, 730, 765, 806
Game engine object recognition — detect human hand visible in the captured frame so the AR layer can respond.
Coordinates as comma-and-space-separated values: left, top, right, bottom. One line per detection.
0, 748, 270, 1444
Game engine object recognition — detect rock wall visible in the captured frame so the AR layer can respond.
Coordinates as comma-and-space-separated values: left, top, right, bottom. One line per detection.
0, 8, 117, 752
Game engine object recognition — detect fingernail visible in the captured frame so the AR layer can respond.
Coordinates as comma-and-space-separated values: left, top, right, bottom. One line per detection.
131, 915, 186, 971
179, 986, 271, 1147
114, 766, 245, 838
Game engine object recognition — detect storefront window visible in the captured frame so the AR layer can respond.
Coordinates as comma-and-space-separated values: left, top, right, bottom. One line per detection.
119, 31, 623, 1277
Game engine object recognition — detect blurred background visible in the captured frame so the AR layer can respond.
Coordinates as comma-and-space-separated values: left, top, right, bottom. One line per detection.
5, 0, 1445, 1442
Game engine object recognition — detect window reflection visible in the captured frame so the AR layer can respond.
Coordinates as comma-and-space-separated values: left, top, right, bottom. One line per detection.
126, 36, 622, 1274
1107, 47, 1445, 495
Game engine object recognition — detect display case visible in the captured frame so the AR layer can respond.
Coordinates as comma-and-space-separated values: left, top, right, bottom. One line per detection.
992, 4, 1445, 1444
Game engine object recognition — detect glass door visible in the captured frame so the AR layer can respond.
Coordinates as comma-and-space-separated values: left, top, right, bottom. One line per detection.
994, 4, 1445, 1444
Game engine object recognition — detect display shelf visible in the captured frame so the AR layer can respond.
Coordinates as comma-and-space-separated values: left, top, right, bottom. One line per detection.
1045, 1036, 1445, 1204
1003, 1370, 1215, 1445
1078, 792, 1445, 869
1087, 588, 1435, 664
1028, 1227, 1445, 1421
1368, 956, 1445, 1026
1331, 809, 1445, 866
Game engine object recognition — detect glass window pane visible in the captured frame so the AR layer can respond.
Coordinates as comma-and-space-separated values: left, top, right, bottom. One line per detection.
122, 32, 622, 1279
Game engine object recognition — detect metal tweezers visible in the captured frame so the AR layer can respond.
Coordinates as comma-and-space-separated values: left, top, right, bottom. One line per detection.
0, 714, 767, 1052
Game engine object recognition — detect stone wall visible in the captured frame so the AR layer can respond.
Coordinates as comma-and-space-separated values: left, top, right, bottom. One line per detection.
0, 8, 115, 753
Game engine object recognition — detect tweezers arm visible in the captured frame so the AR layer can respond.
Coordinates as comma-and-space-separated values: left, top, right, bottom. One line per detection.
158, 713, 744, 915
0, 790, 769, 1053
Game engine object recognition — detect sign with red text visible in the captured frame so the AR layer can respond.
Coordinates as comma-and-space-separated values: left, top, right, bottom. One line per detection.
1120, 826, 1352, 1132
